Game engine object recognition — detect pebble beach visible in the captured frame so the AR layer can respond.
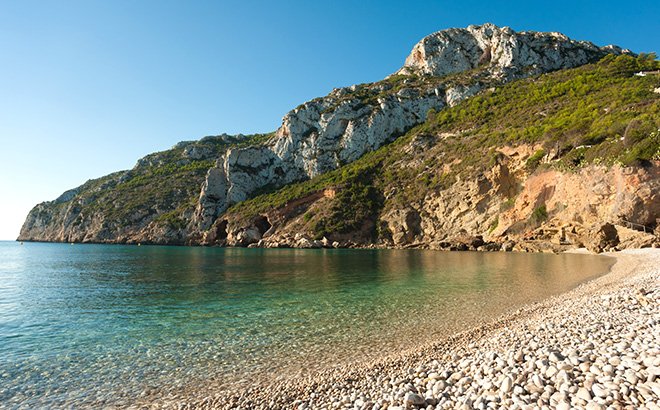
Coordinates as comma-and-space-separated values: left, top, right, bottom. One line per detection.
158, 248, 659, 410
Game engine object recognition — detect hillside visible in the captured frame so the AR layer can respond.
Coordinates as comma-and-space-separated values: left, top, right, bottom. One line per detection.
18, 24, 660, 252
18, 134, 270, 244
221, 54, 660, 252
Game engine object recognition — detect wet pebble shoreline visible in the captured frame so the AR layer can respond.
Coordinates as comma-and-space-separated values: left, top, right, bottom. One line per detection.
155, 249, 660, 410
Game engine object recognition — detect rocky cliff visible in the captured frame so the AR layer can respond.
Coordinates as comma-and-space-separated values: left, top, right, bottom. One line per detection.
215, 53, 660, 253
18, 134, 263, 244
19, 24, 659, 252
196, 24, 627, 220
397, 24, 625, 78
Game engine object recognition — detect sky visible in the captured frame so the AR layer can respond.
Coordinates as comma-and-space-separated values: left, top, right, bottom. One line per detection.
0, 0, 658, 240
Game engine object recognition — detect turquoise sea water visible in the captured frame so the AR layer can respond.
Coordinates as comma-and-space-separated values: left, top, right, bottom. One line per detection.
0, 241, 612, 407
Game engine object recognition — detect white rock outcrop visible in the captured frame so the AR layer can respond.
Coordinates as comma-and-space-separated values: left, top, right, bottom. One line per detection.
397, 23, 627, 78
193, 159, 228, 231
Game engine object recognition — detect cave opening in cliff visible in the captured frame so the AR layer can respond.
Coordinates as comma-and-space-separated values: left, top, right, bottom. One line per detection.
253, 215, 272, 235
215, 219, 228, 241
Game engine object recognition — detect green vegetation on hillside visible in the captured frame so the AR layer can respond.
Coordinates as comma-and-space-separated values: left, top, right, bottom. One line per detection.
229, 55, 660, 240
57, 133, 274, 233
425, 54, 660, 168
311, 167, 384, 240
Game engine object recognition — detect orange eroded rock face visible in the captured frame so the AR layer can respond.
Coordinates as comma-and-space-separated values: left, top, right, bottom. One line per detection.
494, 163, 659, 242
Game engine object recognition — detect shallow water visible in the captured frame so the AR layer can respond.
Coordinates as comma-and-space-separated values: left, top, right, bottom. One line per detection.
0, 241, 612, 407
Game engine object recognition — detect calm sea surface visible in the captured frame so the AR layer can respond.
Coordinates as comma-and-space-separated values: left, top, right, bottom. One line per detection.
0, 241, 612, 407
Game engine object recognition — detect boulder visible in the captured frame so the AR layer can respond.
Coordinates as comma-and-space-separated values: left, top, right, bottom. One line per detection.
385, 209, 422, 245
501, 240, 516, 252
451, 233, 485, 249
615, 225, 657, 249
227, 226, 262, 247
584, 223, 619, 253
477, 242, 501, 252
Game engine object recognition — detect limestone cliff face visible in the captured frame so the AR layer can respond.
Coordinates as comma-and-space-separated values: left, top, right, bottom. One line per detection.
215, 51, 659, 252
18, 137, 234, 244
220, 88, 446, 207
397, 23, 625, 78
385, 157, 660, 251
19, 171, 131, 243
193, 158, 228, 232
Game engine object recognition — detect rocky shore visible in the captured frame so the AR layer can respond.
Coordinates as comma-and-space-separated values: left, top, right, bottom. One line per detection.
157, 248, 659, 410
245, 223, 657, 255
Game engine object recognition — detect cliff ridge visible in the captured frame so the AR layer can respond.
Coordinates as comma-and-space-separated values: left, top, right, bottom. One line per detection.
19, 24, 658, 252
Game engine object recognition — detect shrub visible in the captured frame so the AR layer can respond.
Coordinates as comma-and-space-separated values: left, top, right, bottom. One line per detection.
529, 205, 548, 225
526, 149, 546, 170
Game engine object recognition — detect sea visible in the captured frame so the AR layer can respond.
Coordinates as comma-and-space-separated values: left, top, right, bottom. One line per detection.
0, 241, 613, 407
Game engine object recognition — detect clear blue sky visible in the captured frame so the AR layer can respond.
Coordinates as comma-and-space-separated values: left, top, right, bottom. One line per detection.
0, 0, 658, 240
